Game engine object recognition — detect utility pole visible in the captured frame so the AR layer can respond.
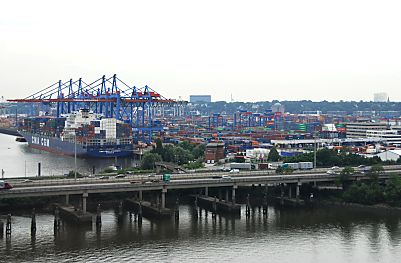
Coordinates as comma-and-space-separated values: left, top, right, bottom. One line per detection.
74, 133, 77, 181
313, 132, 317, 169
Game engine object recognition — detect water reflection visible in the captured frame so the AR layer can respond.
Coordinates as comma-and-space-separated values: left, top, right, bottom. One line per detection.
1, 205, 401, 263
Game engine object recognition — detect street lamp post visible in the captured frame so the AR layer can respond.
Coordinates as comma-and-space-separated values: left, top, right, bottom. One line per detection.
74, 133, 77, 181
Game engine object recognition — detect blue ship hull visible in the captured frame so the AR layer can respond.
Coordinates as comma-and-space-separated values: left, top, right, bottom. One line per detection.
19, 131, 133, 158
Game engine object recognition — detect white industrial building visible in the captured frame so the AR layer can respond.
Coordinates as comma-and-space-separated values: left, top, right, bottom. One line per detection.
271, 102, 285, 114
374, 92, 389, 102
375, 150, 401, 162
366, 130, 401, 145
346, 122, 388, 138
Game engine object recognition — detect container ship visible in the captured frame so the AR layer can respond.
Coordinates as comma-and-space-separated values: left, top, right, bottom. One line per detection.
18, 109, 133, 158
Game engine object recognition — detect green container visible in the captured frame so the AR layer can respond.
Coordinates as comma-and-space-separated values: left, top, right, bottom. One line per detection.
163, 174, 171, 182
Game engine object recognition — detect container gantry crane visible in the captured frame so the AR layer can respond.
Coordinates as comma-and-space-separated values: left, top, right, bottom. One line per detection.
8, 74, 186, 143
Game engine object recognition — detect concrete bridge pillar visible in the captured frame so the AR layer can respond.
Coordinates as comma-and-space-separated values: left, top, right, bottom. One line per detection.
280, 184, 284, 205
82, 192, 88, 214
65, 194, 70, 205
296, 182, 301, 202
205, 187, 209, 196
232, 185, 238, 205
138, 190, 143, 201
218, 189, 222, 201
161, 188, 167, 209
288, 185, 292, 199
225, 189, 229, 202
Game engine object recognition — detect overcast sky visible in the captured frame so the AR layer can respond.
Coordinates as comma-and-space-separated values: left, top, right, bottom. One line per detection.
1, 0, 400, 102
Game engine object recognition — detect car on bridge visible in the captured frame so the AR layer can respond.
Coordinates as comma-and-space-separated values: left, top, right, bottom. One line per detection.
0, 180, 13, 190
326, 169, 339, 175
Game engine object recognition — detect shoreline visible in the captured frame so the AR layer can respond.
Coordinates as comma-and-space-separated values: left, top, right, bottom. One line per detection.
318, 200, 401, 213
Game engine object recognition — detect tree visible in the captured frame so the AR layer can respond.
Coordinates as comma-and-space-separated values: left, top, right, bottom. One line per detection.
192, 144, 206, 159
154, 138, 163, 155
384, 174, 401, 203
341, 166, 355, 175
141, 152, 162, 170
268, 147, 280, 162
161, 145, 175, 163
174, 147, 193, 165
276, 166, 293, 174
179, 141, 194, 152
367, 165, 384, 182
338, 167, 355, 189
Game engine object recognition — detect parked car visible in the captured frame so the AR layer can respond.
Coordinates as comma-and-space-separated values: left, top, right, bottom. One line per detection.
230, 169, 240, 173
222, 175, 232, 180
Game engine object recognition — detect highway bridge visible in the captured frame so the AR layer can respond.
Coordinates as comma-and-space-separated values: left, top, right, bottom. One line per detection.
1, 166, 401, 214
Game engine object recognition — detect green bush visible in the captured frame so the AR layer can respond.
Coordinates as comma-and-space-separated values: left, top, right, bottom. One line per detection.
67, 170, 83, 178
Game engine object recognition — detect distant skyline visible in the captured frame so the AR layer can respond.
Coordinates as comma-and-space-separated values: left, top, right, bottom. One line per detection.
1, 0, 401, 102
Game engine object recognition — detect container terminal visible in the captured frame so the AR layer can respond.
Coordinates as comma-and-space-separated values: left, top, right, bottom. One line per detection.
1, 78, 401, 162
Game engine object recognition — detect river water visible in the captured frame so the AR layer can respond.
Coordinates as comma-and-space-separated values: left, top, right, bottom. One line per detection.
0, 134, 138, 178
1, 205, 401, 263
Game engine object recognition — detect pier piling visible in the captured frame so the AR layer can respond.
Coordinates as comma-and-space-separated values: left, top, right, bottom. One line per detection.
212, 196, 217, 219
96, 204, 102, 228
138, 201, 143, 226
175, 198, 179, 221
54, 207, 61, 231
262, 194, 268, 216
31, 208, 36, 236
246, 194, 251, 217
6, 214, 11, 237
118, 201, 123, 215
